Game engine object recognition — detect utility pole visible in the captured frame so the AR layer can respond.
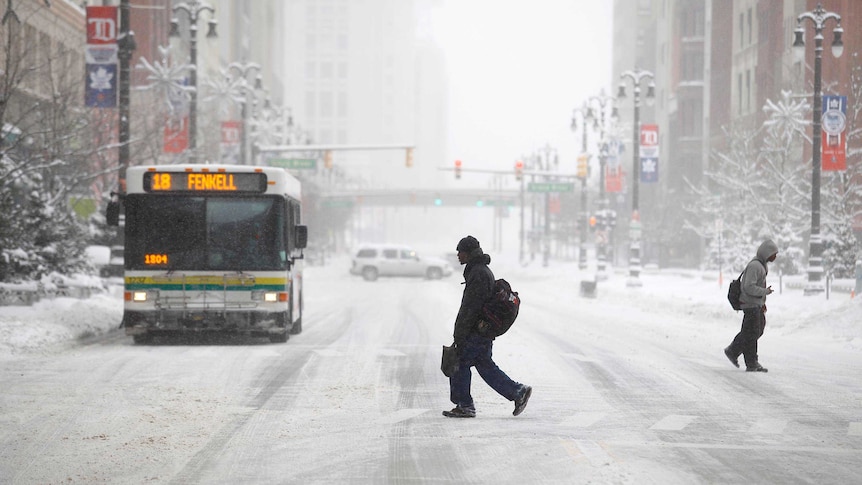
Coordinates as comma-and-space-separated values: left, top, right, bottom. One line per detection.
117, 0, 135, 191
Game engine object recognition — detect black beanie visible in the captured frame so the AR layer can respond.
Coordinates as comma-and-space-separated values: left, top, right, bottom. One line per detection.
457, 235, 480, 253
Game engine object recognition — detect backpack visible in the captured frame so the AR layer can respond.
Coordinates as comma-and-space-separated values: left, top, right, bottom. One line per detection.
727, 271, 744, 311
479, 279, 520, 337
727, 259, 763, 311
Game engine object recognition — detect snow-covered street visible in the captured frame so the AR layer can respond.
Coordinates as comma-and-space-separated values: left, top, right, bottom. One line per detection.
1, 257, 862, 484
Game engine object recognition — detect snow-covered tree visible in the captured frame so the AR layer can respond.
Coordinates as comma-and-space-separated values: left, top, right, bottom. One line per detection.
684, 92, 811, 274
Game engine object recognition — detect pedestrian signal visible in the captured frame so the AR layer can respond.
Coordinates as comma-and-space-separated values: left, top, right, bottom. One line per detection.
324, 150, 333, 169
515, 160, 524, 181
454, 159, 462, 179
405, 147, 414, 167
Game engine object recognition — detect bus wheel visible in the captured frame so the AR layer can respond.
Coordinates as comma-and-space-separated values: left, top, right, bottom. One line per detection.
362, 267, 378, 281
270, 331, 288, 343
427, 267, 442, 279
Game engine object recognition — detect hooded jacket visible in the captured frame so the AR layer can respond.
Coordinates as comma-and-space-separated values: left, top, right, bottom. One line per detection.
739, 239, 778, 309
453, 247, 494, 345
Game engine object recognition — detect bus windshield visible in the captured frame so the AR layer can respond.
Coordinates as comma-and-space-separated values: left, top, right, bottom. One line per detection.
124, 195, 287, 271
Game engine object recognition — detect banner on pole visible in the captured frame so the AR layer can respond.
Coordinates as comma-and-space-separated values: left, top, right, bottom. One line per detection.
606, 167, 623, 193
220, 121, 242, 163
822, 95, 846, 171
639, 124, 659, 183
85, 7, 118, 108
164, 116, 189, 153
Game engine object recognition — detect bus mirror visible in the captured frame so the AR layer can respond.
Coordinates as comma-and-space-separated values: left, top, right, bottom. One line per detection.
295, 225, 308, 249
106, 200, 120, 226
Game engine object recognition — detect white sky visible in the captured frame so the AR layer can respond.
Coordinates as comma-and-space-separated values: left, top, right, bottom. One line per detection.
433, 0, 614, 173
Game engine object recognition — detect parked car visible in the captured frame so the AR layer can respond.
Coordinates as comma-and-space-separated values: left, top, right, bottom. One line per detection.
350, 244, 453, 281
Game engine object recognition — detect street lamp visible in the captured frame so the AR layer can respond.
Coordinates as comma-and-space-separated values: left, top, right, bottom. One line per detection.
570, 102, 591, 271
536, 144, 558, 268
227, 62, 262, 165
793, 2, 843, 296
587, 90, 618, 279
170, 0, 217, 163
618, 68, 655, 287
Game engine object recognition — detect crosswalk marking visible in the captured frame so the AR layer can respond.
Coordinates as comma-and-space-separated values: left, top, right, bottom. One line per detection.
377, 349, 406, 357
561, 412, 606, 428
573, 440, 614, 466
378, 408, 428, 424
650, 414, 697, 431
749, 418, 788, 434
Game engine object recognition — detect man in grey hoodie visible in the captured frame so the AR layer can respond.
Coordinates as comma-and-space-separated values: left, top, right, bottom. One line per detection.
724, 239, 779, 372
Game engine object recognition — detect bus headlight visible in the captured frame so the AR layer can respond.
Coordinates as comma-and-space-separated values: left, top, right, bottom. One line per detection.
133, 291, 148, 302
252, 291, 286, 302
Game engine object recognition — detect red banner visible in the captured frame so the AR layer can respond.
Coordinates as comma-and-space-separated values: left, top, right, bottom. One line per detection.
606, 167, 623, 193
164, 116, 189, 153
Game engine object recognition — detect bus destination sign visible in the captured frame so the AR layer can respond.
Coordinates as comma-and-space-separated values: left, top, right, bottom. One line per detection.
143, 172, 268, 193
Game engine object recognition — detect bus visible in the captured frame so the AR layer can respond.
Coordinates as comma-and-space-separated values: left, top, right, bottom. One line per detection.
106, 164, 307, 344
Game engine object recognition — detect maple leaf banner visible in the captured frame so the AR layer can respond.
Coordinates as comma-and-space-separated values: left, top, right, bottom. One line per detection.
85, 7, 118, 108
821, 95, 847, 172
639, 124, 659, 183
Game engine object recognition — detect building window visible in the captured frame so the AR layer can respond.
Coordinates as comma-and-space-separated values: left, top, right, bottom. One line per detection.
337, 92, 347, 117
746, 69, 751, 112
739, 13, 744, 47
338, 62, 348, 79
319, 91, 333, 118
747, 8, 753, 45
738, 73, 743, 114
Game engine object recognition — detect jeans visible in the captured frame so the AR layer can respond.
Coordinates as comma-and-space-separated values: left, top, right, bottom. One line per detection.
449, 334, 522, 410
727, 307, 766, 368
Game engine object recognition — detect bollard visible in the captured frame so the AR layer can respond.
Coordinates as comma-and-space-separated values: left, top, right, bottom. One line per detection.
580, 280, 597, 298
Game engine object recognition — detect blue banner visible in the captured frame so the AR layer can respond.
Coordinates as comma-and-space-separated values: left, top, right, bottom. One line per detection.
85, 64, 117, 108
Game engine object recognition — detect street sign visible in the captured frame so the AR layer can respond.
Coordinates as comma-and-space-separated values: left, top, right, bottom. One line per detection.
323, 199, 354, 208
527, 182, 574, 193
269, 158, 317, 169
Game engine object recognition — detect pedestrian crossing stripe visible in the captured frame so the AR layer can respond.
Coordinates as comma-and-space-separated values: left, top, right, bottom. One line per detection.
649, 414, 698, 431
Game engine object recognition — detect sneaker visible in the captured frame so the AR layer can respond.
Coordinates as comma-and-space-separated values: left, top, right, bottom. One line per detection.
745, 364, 768, 373
443, 407, 476, 418
513, 385, 532, 416
724, 347, 740, 368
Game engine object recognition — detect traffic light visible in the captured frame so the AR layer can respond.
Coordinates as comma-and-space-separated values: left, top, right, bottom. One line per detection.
405, 147, 414, 167
454, 159, 462, 179
577, 154, 588, 179
589, 215, 597, 230
515, 160, 524, 181
324, 150, 333, 169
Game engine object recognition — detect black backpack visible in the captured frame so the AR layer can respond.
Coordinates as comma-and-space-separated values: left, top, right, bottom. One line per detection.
479, 279, 521, 337
727, 271, 744, 311
727, 259, 763, 311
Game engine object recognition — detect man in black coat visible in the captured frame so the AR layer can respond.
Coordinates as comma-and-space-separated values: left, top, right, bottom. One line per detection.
444, 235, 532, 418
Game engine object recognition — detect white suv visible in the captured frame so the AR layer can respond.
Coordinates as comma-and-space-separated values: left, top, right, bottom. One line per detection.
350, 244, 453, 281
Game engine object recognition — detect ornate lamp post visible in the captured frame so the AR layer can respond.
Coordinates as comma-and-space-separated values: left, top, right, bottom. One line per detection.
587, 90, 618, 279
793, 2, 843, 296
617, 68, 655, 288
570, 102, 591, 271
170, 0, 217, 163
227, 62, 262, 165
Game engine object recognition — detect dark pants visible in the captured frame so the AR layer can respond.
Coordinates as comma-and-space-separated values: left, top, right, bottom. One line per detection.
727, 307, 766, 367
449, 334, 522, 410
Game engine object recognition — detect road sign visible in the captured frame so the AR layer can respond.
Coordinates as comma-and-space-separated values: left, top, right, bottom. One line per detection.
527, 182, 574, 193
269, 158, 317, 169
323, 199, 353, 208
